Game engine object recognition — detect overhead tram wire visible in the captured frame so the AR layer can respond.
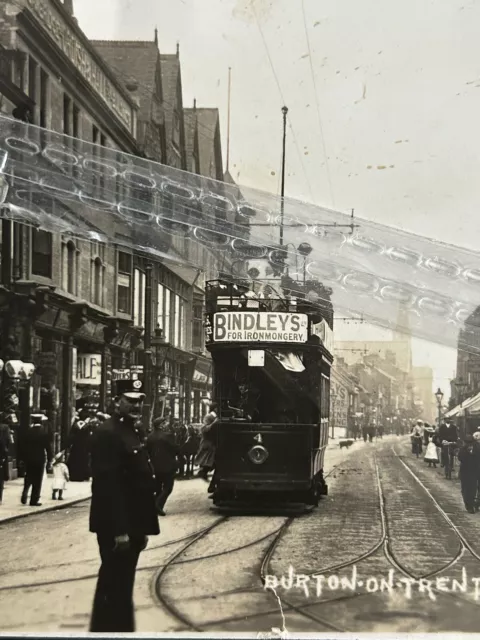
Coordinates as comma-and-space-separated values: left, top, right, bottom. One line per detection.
250, 3, 316, 204
300, 0, 335, 208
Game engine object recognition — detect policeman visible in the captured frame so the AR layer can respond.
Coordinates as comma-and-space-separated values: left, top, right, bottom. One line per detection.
89, 379, 160, 633
20, 413, 52, 507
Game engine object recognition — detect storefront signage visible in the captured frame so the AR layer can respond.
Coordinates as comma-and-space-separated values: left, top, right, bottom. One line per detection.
130, 365, 143, 381
26, 0, 133, 130
112, 368, 130, 381
212, 312, 308, 343
77, 353, 102, 385
312, 319, 334, 353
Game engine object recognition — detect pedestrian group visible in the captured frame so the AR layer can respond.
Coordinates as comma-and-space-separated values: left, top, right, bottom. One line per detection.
410, 418, 480, 514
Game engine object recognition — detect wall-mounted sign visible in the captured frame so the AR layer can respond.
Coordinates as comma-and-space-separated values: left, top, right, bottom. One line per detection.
130, 365, 143, 381
77, 353, 102, 386
248, 350, 265, 367
112, 368, 131, 381
211, 312, 308, 343
312, 319, 334, 353
26, 0, 133, 131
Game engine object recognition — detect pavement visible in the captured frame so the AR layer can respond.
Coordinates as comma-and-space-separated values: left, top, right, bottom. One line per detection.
0, 434, 363, 525
0, 474, 92, 523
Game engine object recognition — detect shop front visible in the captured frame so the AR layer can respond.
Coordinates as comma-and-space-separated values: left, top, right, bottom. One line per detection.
31, 299, 138, 451
191, 356, 213, 423
75, 351, 102, 419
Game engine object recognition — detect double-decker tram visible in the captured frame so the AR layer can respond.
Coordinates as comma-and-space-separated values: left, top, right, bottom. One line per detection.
204, 276, 334, 509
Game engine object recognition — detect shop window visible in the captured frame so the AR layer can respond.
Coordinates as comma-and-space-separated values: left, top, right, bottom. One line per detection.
164, 288, 171, 341
63, 94, 71, 135
193, 304, 203, 350
133, 268, 146, 327
28, 56, 37, 104
157, 283, 164, 330
62, 240, 77, 294
117, 251, 132, 315
92, 257, 103, 307
31, 230, 52, 278
40, 69, 48, 129
180, 299, 185, 350
73, 105, 80, 139
174, 294, 180, 347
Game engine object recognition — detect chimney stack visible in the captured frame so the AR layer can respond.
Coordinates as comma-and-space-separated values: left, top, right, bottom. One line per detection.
176, 42, 180, 58
154, 27, 158, 46
63, 0, 74, 16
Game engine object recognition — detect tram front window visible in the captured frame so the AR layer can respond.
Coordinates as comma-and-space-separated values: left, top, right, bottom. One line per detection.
213, 347, 320, 425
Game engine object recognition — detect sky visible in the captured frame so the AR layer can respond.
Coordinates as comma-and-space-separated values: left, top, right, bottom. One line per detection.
71, 0, 478, 399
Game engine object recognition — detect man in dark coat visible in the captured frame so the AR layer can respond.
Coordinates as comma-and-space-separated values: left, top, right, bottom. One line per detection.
438, 420, 459, 467
458, 434, 480, 513
19, 414, 52, 506
67, 418, 92, 481
89, 378, 160, 633
147, 417, 179, 516
0, 422, 10, 504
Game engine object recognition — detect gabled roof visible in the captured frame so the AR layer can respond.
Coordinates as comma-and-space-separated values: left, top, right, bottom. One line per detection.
160, 54, 180, 119
183, 107, 199, 173
92, 40, 161, 121
196, 108, 223, 181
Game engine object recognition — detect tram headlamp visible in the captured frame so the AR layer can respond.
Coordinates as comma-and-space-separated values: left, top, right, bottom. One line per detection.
248, 445, 269, 465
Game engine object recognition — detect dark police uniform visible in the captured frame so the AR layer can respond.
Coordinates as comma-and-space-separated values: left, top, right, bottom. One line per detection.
89, 379, 160, 633
19, 415, 52, 506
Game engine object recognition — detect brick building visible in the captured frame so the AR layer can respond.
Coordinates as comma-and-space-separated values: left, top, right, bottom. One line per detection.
0, 0, 227, 459
0, 0, 146, 460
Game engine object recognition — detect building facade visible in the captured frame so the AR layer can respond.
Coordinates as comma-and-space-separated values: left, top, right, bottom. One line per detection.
330, 360, 359, 438
0, 0, 145, 465
0, 0, 226, 466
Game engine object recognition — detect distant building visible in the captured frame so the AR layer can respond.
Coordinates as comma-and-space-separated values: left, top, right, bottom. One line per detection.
331, 359, 359, 438
411, 366, 435, 423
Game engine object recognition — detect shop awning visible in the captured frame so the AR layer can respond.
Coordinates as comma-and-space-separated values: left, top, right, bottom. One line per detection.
193, 358, 212, 387
445, 392, 480, 418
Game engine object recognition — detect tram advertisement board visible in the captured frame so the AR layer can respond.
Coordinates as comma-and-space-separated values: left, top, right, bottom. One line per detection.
210, 312, 308, 343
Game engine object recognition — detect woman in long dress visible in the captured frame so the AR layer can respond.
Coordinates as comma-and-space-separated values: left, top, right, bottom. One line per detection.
195, 403, 218, 481
424, 434, 439, 468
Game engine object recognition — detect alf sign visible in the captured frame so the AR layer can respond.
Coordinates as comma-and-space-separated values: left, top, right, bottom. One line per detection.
212, 312, 308, 343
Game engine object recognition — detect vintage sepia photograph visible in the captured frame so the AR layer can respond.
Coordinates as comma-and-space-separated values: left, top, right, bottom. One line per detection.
0, 0, 479, 636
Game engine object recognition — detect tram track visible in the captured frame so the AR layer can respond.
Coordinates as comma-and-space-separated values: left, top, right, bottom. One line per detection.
260, 446, 474, 634
149, 447, 365, 632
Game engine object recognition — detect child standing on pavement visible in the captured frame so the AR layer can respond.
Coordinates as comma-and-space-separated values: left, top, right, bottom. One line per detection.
52, 451, 69, 500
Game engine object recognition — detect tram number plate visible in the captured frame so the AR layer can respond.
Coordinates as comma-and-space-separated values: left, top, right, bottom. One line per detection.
253, 433, 263, 443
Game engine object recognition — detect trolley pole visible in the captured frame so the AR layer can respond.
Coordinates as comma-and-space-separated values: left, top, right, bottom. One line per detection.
279, 105, 288, 247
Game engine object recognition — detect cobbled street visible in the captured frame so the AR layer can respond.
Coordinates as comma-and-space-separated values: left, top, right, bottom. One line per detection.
2, 435, 480, 635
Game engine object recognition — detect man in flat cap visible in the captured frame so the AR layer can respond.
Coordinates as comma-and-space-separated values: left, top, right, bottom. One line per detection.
89, 378, 160, 633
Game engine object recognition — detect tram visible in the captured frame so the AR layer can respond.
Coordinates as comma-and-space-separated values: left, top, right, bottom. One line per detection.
204, 274, 334, 508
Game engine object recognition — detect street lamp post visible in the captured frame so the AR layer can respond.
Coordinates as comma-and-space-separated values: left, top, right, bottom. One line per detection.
297, 242, 313, 284
142, 264, 153, 431
435, 388, 444, 426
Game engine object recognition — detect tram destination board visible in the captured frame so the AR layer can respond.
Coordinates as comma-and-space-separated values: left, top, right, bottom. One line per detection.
206, 311, 309, 343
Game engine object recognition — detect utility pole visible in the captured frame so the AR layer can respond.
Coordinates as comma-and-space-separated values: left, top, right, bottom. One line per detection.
226, 67, 232, 173
279, 105, 288, 247
143, 264, 153, 431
